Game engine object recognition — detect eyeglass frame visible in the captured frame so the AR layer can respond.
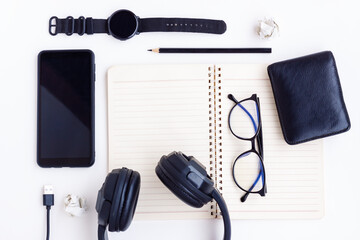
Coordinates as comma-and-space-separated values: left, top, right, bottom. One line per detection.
228, 93, 267, 202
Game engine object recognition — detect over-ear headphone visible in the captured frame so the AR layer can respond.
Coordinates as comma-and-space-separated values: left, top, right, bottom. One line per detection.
96, 151, 231, 240
96, 168, 141, 240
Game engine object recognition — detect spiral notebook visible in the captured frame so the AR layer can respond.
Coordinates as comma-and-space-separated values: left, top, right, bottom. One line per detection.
107, 64, 324, 220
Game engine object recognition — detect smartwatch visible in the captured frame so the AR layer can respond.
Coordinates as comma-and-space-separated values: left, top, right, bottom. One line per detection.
49, 9, 227, 40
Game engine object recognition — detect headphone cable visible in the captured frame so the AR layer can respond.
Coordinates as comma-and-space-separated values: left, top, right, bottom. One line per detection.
212, 189, 231, 240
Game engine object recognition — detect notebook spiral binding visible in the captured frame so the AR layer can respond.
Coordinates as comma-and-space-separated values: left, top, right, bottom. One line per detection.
208, 66, 216, 217
208, 66, 224, 218
217, 67, 223, 189
215, 67, 223, 218
207, 66, 224, 218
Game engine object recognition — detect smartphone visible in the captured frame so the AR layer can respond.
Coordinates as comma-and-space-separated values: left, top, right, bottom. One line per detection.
37, 50, 95, 167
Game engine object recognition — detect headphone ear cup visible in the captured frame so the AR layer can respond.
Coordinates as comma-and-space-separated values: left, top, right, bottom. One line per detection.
104, 170, 121, 201
96, 168, 141, 239
108, 168, 130, 232
155, 152, 213, 208
96, 169, 122, 228
156, 164, 203, 208
118, 171, 141, 231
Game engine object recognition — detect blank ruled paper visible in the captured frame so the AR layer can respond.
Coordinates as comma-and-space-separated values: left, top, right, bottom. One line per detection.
217, 64, 324, 219
107, 65, 215, 220
107, 64, 324, 220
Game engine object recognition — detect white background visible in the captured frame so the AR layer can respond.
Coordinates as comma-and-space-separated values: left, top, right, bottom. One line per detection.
0, 0, 359, 239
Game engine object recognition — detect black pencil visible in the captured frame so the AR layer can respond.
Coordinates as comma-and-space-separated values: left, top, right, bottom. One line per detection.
148, 48, 272, 54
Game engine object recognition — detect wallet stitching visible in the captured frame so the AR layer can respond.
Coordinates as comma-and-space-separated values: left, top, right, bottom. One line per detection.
267, 52, 351, 145
330, 53, 351, 127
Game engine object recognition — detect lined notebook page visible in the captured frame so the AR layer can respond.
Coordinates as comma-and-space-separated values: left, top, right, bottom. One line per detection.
217, 64, 324, 219
107, 65, 214, 220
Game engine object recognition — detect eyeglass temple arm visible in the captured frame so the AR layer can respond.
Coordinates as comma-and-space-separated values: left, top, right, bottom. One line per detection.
256, 116, 266, 194
240, 101, 262, 202
239, 104, 258, 132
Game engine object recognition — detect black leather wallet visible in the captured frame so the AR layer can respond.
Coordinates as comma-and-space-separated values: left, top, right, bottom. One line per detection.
267, 51, 350, 145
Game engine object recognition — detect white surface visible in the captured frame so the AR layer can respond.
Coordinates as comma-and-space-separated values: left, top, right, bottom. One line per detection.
0, 0, 359, 239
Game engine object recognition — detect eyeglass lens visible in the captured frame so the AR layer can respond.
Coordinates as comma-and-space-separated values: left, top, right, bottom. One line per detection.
229, 99, 259, 139
233, 152, 264, 193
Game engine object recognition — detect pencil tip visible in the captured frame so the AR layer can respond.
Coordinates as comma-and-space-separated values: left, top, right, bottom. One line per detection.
147, 49, 152, 52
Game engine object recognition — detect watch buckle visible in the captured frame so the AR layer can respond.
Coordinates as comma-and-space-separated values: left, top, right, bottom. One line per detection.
49, 16, 58, 36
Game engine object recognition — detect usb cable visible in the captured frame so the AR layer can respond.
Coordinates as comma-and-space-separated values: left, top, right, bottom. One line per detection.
43, 185, 54, 240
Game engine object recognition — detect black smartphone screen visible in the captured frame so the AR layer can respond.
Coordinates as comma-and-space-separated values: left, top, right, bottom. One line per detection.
37, 50, 95, 167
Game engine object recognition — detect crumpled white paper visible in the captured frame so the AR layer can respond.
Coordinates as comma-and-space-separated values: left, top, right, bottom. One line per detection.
257, 18, 279, 40
64, 194, 87, 217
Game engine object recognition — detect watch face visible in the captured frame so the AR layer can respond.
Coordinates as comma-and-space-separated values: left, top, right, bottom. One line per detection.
108, 9, 138, 40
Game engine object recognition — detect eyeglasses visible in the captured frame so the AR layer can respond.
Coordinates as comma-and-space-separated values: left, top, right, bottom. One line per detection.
228, 94, 267, 202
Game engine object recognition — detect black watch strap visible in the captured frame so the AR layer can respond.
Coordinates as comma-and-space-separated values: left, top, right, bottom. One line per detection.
138, 18, 226, 34
49, 16, 108, 36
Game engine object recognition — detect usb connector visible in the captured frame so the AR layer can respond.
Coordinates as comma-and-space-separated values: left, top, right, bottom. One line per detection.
43, 185, 54, 240
43, 185, 54, 195
43, 185, 54, 207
